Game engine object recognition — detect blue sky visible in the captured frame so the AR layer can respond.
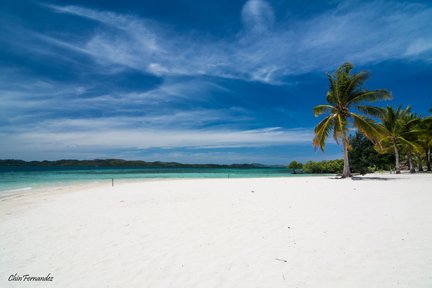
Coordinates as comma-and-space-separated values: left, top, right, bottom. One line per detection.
0, 0, 431, 164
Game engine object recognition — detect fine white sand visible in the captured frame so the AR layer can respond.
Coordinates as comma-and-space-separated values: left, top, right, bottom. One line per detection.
1, 174, 432, 287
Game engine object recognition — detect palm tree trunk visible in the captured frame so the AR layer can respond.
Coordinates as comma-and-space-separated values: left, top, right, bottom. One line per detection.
417, 154, 423, 172
342, 140, 351, 178
427, 148, 431, 172
393, 141, 401, 174
407, 152, 415, 173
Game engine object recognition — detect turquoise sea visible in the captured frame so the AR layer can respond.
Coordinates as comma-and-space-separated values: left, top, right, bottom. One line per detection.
0, 166, 310, 194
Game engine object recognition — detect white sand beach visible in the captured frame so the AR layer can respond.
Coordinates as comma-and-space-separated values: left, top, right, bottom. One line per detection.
1, 174, 432, 287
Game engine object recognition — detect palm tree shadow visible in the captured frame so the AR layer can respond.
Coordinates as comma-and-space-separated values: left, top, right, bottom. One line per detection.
328, 175, 398, 180
351, 176, 395, 181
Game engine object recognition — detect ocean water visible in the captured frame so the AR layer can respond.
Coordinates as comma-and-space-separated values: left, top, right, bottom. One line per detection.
0, 166, 309, 194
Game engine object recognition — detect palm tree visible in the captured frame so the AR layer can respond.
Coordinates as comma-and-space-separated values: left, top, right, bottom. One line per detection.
401, 113, 422, 173
376, 106, 421, 173
313, 62, 392, 178
415, 124, 425, 172
416, 116, 432, 171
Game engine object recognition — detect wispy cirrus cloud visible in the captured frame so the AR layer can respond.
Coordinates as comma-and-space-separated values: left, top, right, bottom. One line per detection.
0, 69, 227, 123
0, 73, 315, 160
0, 122, 314, 160
0, 69, 314, 161
241, 0, 275, 34
34, 0, 432, 83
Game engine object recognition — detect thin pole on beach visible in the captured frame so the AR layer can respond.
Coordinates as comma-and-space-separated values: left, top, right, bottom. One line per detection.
112, 178, 114, 187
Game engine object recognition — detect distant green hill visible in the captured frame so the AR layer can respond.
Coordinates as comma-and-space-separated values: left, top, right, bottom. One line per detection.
0, 159, 272, 169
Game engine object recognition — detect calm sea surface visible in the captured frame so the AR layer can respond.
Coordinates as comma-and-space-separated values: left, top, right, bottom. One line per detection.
0, 166, 314, 194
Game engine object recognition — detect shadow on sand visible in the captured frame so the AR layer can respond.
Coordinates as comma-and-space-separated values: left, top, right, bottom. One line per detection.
351, 176, 397, 181
329, 175, 399, 181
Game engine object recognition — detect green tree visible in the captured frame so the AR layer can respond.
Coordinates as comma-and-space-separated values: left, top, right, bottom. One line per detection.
303, 160, 344, 174
348, 132, 394, 174
288, 161, 303, 174
313, 62, 391, 178
376, 106, 421, 173
401, 113, 423, 173
415, 116, 432, 171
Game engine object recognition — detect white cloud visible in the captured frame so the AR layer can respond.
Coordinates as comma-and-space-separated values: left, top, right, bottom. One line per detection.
0, 72, 307, 153
405, 39, 432, 57
0, 70, 232, 127
147, 63, 170, 75
32, 1, 432, 84
0, 124, 313, 159
241, 0, 275, 34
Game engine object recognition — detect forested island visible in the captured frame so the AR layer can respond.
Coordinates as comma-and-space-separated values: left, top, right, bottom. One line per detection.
0, 159, 272, 169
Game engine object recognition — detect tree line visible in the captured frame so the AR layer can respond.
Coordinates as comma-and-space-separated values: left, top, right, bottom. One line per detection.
0, 159, 269, 169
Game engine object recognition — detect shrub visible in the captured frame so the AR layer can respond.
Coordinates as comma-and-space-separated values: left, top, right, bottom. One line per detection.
303, 159, 343, 174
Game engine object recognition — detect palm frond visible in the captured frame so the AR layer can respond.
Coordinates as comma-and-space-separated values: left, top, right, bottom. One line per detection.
374, 140, 393, 154
423, 116, 432, 125
339, 62, 354, 75
397, 136, 422, 153
403, 129, 425, 140
348, 90, 392, 105
405, 117, 420, 128
313, 115, 335, 151
356, 105, 386, 117
380, 105, 400, 132
346, 71, 369, 95
403, 105, 412, 114
326, 73, 339, 105
350, 112, 382, 143
374, 123, 391, 138
313, 104, 335, 116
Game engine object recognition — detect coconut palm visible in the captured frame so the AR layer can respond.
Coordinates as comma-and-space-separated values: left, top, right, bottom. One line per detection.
401, 113, 422, 173
415, 122, 425, 172
376, 106, 421, 173
313, 62, 392, 178
416, 116, 432, 171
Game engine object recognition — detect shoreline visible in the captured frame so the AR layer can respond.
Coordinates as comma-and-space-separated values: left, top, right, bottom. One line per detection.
1, 172, 427, 206
0, 172, 336, 200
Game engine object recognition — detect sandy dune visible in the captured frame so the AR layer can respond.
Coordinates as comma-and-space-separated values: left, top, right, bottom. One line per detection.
1, 174, 432, 287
